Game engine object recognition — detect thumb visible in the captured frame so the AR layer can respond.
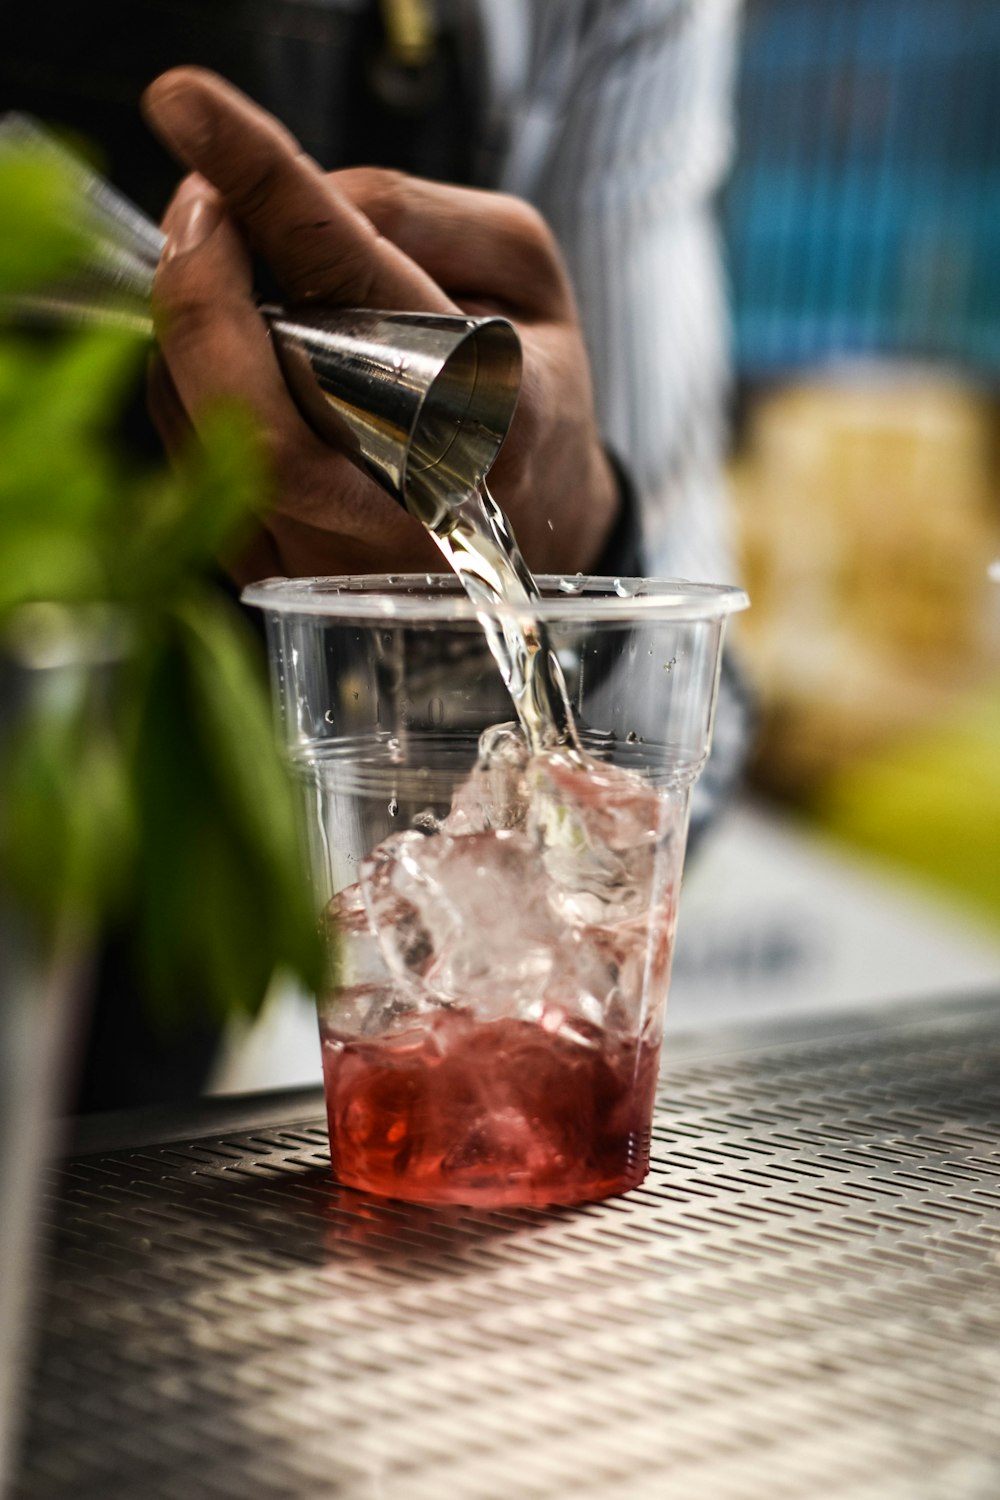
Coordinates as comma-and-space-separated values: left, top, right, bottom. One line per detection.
153, 174, 300, 439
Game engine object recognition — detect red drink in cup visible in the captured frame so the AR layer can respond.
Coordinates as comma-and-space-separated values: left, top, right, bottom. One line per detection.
245, 574, 746, 1208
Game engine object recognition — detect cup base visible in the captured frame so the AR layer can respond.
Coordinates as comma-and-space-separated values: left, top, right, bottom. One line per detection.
321, 1010, 661, 1211
328, 1153, 652, 1209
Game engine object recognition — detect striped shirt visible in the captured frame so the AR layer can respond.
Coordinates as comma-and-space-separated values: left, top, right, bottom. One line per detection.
470, 0, 750, 826
476, 0, 741, 583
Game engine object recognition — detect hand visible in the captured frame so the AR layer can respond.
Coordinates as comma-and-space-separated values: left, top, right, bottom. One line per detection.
142, 68, 619, 583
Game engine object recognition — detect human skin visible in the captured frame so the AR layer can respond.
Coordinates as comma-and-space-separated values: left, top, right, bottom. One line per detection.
141, 68, 619, 583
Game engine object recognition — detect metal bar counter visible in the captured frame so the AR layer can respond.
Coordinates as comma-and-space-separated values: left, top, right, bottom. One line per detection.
13, 994, 1000, 1500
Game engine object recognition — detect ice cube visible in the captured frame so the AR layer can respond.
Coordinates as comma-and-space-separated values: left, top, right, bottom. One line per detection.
443, 722, 529, 834
325, 881, 384, 991
323, 833, 440, 1018
324, 731, 681, 1036
361, 826, 566, 1018
527, 749, 680, 925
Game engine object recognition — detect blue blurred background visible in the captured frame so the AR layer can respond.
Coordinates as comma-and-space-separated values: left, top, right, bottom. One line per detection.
723, 0, 1000, 378
641, 0, 1000, 1043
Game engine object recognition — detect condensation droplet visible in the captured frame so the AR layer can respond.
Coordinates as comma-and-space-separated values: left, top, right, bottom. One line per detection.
388, 796, 399, 818
626, 730, 638, 743
324, 709, 335, 724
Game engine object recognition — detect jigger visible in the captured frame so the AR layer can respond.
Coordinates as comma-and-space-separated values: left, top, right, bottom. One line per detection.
0, 114, 523, 526
266, 307, 522, 530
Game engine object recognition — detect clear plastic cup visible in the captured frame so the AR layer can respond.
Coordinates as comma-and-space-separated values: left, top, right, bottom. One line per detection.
244, 574, 748, 1207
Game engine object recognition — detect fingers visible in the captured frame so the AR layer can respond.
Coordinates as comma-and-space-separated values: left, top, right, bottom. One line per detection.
151, 174, 441, 556
333, 169, 575, 321
146, 351, 192, 459
142, 68, 455, 313
152, 175, 295, 438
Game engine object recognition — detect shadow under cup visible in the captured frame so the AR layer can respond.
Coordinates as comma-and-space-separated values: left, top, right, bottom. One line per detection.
244, 575, 748, 1208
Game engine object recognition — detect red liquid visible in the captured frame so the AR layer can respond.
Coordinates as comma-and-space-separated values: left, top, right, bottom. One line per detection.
321, 1009, 661, 1207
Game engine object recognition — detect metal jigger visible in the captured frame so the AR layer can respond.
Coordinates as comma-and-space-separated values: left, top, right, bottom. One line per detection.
0, 115, 523, 525
267, 307, 521, 529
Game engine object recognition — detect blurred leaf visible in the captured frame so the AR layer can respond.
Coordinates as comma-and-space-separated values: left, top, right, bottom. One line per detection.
114, 405, 268, 600
0, 332, 141, 532
35, 328, 144, 439
128, 638, 264, 1025
0, 526, 106, 611
0, 141, 321, 1029
174, 591, 296, 873
128, 622, 321, 1029
0, 149, 89, 295
0, 661, 134, 925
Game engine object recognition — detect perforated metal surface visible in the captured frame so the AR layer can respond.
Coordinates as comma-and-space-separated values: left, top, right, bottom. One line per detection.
14, 997, 1000, 1500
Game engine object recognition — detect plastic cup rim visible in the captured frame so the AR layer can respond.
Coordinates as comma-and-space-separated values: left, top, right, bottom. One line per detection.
241, 573, 750, 624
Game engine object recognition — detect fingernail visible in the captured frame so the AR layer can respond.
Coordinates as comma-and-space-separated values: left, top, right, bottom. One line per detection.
145, 78, 213, 156
164, 187, 222, 260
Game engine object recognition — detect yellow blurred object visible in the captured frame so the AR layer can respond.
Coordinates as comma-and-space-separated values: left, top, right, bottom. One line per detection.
813, 687, 1000, 931
729, 365, 1000, 796
381, 0, 435, 67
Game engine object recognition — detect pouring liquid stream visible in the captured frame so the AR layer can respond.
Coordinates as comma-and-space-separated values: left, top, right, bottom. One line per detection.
429, 479, 579, 755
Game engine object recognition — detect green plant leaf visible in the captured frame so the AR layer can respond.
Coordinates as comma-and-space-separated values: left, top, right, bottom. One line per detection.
127, 623, 321, 1029
112, 405, 268, 601
0, 526, 107, 611
0, 140, 323, 1032
0, 149, 90, 295
0, 658, 134, 927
